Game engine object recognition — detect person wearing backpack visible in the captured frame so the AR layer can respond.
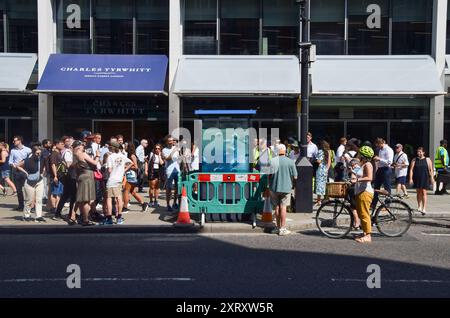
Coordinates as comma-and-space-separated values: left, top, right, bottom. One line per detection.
54, 137, 77, 223
48, 139, 65, 218
16, 145, 46, 222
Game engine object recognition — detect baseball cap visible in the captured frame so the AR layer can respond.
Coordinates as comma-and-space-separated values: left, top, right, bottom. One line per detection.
110, 141, 120, 149
395, 143, 403, 148
278, 144, 287, 154
80, 130, 93, 140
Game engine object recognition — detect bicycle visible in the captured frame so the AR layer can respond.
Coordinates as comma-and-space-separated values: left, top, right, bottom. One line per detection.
315, 184, 414, 239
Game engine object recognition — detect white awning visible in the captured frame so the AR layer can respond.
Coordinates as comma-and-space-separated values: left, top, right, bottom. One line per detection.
172, 55, 300, 96
0, 53, 37, 92
311, 55, 445, 96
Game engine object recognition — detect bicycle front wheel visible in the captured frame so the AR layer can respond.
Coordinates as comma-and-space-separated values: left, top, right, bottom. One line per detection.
316, 200, 353, 239
375, 200, 412, 237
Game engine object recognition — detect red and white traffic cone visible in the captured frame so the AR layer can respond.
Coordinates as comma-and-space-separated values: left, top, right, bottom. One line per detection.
174, 186, 194, 227
261, 189, 274, 226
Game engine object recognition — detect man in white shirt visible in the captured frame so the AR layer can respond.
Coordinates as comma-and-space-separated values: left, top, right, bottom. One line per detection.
91, 133, 102, 156
162, 135, 181, 212
306, 132, 318, 161
393, 144, 409, 198
371, 138, 394, 208
135, 139, 148, 192
334, 137, 347, 181
104, 142, 132, 225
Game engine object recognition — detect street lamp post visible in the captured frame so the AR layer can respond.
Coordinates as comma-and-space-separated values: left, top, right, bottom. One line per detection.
295, 0, 313, 213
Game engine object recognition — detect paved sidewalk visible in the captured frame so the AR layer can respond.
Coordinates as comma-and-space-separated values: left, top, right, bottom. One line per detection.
0, 189, 448, 233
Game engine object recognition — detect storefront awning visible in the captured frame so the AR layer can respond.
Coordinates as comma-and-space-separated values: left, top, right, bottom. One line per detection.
172, 55, 300, 96
0, 53, 37, 92
311, 55, 445, 96
36, 54, 168, 94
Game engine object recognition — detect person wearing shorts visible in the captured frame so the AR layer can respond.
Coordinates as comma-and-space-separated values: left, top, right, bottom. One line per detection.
268, 144, 297, 236
103, 142, 131, 225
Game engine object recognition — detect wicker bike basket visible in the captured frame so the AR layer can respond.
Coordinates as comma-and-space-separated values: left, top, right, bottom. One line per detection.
326, 182, 348, 198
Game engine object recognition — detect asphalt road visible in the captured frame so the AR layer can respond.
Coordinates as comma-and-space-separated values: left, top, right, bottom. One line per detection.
0, 218, 449, 298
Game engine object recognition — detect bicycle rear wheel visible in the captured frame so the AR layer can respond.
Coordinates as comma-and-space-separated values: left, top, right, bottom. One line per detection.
316, 200, 353, 239
375, 200, 412, 237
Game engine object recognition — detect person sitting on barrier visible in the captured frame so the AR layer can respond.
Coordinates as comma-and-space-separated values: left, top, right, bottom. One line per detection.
268, 144, 298, 236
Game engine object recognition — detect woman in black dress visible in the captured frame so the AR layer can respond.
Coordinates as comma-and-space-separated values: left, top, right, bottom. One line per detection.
409, 147, 434, 214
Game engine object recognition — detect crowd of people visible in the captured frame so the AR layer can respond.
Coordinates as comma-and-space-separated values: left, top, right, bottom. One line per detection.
257, 134, 449, 240
0, 130, 448, 237
0, 132, 199, 226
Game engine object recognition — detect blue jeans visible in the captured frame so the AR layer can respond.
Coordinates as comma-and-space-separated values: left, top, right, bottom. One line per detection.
371, 167, 392, 208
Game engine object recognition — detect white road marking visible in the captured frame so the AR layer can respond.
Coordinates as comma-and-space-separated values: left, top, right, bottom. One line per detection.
421, 232, 450, 237
331, 278, 450, 284
0, 277, 195, 283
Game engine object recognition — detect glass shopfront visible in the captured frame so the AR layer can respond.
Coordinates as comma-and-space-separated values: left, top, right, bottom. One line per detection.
0, 94, 38, 144
53, 96, 168, 145
183, 0, 433, 56
347, 0, 389, 55
310, 97, 430, 155
55, 0, 169, 55
311, 0, 345, 55
2, 0, 38, 53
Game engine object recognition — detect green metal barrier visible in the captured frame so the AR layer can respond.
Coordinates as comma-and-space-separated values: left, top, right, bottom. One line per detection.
179, 172, 266, 227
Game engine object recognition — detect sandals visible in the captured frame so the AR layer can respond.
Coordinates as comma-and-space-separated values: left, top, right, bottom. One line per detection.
67, 219, 77, 226
355, 234, 372, 243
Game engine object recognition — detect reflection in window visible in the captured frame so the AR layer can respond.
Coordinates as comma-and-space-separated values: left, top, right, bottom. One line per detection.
136, 0, 169, 55
348, 0, 389, 54
94, 0, 133, 54
220, 0, 259, 55
392, 0, 432, 55
56, 0, 91, 53
311, 0, 345, 55
6, 0, 38, 53
262, 0, 297, 55
184, 0, 217, 54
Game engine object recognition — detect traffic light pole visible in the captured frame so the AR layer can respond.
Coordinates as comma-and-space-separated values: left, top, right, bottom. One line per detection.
295, 0, 313, 213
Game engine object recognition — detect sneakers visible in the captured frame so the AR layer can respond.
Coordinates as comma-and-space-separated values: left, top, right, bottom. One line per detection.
22, 216, 31, 222
51, 214, 62, 221
34, 217, 47, 223
122, 207, 129, 214
100, 218, 114, 226
141, 202, 149, 212
154, 201, 160, 207
278, 228, 291, 236
270, 227, 280, 235
116, 217, 124, 225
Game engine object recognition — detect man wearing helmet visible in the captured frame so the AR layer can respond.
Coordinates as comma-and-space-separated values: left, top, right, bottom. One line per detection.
351, 146, 375, 243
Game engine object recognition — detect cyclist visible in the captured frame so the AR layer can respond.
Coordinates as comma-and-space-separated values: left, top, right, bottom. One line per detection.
352, 146, 375, 244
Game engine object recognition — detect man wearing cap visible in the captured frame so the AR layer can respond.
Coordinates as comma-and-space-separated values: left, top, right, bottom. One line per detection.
393, 144, 409, 198
269, 144, 298, 236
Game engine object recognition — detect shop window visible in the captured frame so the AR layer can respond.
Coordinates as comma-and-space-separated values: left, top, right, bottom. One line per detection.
184, 0, 217, 54
94, 0, 133, 54
53, 119, 91, 141
56, 0, 91, 53
310, 0, 345, 55
392, 0, 432, 55
347, 0, 389, 55
347, 122, 387, 145
8, 119, 36, 146
136, 0, 169, 55
220, 0, 260, 55
262, 0, 298, 55
309, 122, 345, 150
6, 0, 38, 53
390, 122, 429, 156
